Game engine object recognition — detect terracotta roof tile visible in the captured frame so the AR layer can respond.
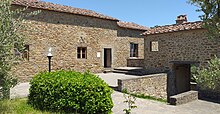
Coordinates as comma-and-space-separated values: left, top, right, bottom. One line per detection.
117, 21, 149, 31
142, 21, 203, 35
12, 0, 118, 21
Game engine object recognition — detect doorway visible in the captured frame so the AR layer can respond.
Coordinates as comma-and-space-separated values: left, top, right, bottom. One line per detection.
174, 64, 190, 94
104, 48, 112, 68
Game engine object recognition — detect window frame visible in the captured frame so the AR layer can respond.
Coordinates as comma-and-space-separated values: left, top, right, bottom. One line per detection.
130, 43, 138, 58
22, 44, 30, 61
150, 41, 159, 52
77, 47, 87, 59
14, 43, 30, 61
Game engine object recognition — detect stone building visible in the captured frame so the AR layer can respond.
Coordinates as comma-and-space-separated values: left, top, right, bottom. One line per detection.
142, 15, 220, 97
11, 0, 147, 82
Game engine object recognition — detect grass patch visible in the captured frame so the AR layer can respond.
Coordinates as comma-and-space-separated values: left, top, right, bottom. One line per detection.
122, 89, 167, 103
0, 98, 51, 114
130, 93, 167, 103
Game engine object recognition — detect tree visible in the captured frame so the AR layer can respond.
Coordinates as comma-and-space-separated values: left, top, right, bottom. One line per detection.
193, 56, 220, 92
0, 0, 39, 99
188, 0, 220, 39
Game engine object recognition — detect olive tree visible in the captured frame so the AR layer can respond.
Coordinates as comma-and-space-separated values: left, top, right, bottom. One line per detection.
0, 0, 39, 99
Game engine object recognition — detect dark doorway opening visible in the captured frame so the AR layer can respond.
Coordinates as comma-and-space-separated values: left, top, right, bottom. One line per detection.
104, 48, 112, 68
174, 64, 191, 94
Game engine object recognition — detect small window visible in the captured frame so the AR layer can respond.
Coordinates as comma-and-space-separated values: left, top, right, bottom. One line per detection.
14, 43, 30, 60
22, 44, 29, 60
130, 43, 138, 57
77, 47, 87, 59
151, 41, 159, 52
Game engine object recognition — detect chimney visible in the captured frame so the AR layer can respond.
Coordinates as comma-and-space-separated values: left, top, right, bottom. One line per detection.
176, 15, 187, 24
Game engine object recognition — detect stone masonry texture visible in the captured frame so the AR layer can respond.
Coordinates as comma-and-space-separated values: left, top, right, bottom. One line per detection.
127, 59, 144, 67
118, 73, 167, 99
11, 6, 144, 82
170, 91, 198, 105
144, 29, 220, 97
144, 29, 220, 71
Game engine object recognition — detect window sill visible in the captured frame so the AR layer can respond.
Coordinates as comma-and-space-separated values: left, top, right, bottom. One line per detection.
129, 57, 139, 59
77, 58, 87, 60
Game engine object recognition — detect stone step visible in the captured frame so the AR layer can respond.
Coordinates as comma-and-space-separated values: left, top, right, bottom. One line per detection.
112, 69, 144, 75
103, 69, 113, 73
114, 67, 143, 71
112, 70, 129, 74
169, 91, 198, 105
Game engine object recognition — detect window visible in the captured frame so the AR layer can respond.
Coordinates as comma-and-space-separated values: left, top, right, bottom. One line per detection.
151, 41, 159, 52
77, 47, 87, 59
14, 43, 30, 60
22, 44, 29, 60
130, 43, 138, 57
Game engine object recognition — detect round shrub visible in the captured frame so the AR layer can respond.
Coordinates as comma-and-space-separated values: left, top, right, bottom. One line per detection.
28, 70, 113, 114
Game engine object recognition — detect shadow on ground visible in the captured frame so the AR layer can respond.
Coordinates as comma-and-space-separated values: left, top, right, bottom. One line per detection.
199, 97, 220, 104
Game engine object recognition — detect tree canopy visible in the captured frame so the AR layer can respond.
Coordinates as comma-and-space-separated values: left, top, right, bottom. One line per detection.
188, 0, 220, 39
0, 0, 39, 99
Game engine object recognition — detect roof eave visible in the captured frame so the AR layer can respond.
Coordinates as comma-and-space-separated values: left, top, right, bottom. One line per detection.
119, 26, 148, 31
141, 28, 205, 36
12, 3, 119, 21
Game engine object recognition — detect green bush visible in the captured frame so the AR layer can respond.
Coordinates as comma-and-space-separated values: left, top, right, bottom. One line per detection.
28, 70, 113, 114
190, 65, 197, 82
194, 56, 220, 92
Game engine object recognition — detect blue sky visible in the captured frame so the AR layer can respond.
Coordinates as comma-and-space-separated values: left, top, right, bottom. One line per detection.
43, 0, 202, 27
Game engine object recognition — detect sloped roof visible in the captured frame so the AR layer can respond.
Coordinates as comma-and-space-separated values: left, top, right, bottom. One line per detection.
117, 21, 149, 31
142, 21, 203, 35
12, 0, 149, 31
12, 0, 118, 21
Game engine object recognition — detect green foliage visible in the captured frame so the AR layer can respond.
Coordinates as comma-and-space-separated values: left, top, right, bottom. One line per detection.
28, 70, 113, 114
122, 89, 167, 103
0, 0, 22, 100
131, 93, 167, 103
193, 56, 220, 92
123, 93, 137, 114
191, 65, 197, 82
188, 0, 220, 39
0, 0, 39, 99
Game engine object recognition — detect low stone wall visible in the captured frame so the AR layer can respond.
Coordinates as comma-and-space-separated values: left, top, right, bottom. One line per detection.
190, 83, 220, 102
199, 89, 220, 102
127, 59, 144, 67
118, 73, 167, 99
169, 91, 198, 105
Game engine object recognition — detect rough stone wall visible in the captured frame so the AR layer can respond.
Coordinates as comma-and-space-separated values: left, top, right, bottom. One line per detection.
116, 28, 144, 67
12, 7, 145, 82
117, 28, 145, 68
118, 73, 167, 99
127, 59, 144, 67
144, 29, 220, 71
198, 89, 220, 101
144, 29, 220, 97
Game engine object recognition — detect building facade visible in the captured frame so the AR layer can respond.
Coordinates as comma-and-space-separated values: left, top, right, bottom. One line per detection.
142, 15, 220, 96
12, 0, 147, 82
